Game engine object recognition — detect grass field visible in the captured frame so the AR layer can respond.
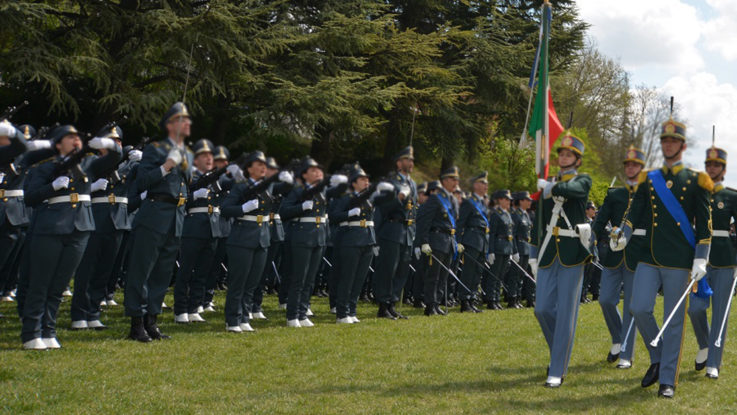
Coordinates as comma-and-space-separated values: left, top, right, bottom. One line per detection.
1, 291, 736, 414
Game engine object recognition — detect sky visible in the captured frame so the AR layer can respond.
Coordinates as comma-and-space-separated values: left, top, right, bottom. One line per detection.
576, 0, 737, 183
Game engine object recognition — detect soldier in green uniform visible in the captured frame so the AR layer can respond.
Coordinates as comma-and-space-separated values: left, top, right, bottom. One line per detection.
279, 157, 330, 327
124, 102, 194, 342
0, 121, 31, 317
403, 181, 428, 305
457, 172, 490, 313
592, 146, 647, 369
21, 125, 121, 349
373, 146, 417, 320
611, 118, 712, 398
173, 139, 224, 324
487, 189, 517, 309
71, 125, 140, 330
416, 166, 462, 316
531, 133, 592, 387
687, 145, 737, 379
511, 191, 534, 308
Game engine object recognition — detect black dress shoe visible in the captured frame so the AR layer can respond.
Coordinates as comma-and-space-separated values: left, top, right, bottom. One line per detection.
434, 304, 447, 316
493, 302, 503, 310
641, 363, 660, 388
388, 303, 408, 319
526, 300, 535, 308
695, 359, 707, 371
144, 314, 170, 340
607, 351, 619, 363
377, 304, 397, 320
128, 317, 152, 343
424, 305, 438, 316
470, 302, 482, 313
460, 300, 473, 313
657, 384, 675, 398
413, 299, 425, 308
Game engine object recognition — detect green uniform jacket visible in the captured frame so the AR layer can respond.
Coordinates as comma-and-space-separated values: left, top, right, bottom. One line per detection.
531, 171, 592, 268
489, 207, 516, 255
592, 185, 646, 271
221, 179, 272, 249
374, 172, 418, 246
328, 192, 376, 247
457, 194, 490, 254
511, 207, 531, 256
181, 169, 223, 240
415, 188, 457, 255
624, 164, 712, 269
708, 184, 737, 268
279, 184, 329, 247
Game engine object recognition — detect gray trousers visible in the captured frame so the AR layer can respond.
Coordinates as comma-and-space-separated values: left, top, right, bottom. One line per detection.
688, 266, 735, 369
459, 247, 483, 301
534, 257, 584, 378
598, 264, 638, 360
630, 262, 689, 386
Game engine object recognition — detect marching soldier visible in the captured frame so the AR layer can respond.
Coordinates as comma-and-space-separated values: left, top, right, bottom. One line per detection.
457, 171, 490, 313
329, 164, 385, 323
592, 145, 647, 369
124, 102, 193, 342
611, 118, 712, 398
22, 124, 121, 349
416, 166, 462, 316
0, 121, 32, 315
488, 189, 517, 309
531, 133, 592, 387
687, 145, 737, 379
70, 125, 140, 330
173, 139, 223, 324
511, 191, 534, 308
221, 151, 292, 332
279, 157, 330, 327
373, 146, 417, 320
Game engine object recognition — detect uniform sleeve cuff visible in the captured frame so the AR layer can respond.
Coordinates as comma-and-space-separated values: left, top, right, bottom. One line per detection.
695, 243, 710, 260
160, 165, 170, 176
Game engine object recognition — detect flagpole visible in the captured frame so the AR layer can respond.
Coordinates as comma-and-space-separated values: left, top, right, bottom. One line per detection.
519, 7, 545, 149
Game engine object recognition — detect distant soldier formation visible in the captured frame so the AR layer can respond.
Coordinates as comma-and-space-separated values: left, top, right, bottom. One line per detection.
0, 102, 733, 399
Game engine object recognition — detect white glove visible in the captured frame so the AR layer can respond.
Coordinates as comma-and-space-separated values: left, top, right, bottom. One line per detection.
537, 178, 548, 190
512, 253, 520, 263
0, 120, 14, 137
26, 140, 52, 151
140, 190, 148, 200
691, 258, 707, 281
52, 176, 70, 191
457, 243, 465, 254
128, 149, 142, 162
529, 258, 538, 276
278, 170, 294, 184
330, 174, 348, 187
241, 199, 259, 213
487, 253, 495, 264
302, 200, 313, 211
398, 184, 411, 199
377, 182, 394, 192
90, 178, 109, 192
226, 164, 246, 182
167, 148, 183, 165
192, 188, 209, 200
421, 243, 432, 255
414, 247, 421, 260
88, 137, 116, 150
348, 207, 361, 217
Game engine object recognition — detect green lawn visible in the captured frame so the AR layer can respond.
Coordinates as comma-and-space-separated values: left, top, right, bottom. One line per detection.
1, 291, 736, 414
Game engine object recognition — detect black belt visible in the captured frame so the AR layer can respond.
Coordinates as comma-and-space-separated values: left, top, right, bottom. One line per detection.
430, 227, 455, 235
148, 193, 178, 205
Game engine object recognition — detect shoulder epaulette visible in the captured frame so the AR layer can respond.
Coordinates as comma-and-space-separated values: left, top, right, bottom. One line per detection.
636, 169, 650, 184
696, 170, 714, 192
32, 156, 56, 167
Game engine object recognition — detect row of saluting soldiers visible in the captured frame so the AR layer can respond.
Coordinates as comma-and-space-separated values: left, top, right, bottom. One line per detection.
0, 102, 537, 350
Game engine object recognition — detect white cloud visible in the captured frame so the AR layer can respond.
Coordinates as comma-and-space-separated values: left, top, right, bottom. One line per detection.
702, 0, 737, 61
577, 0, 705, 74
660, 72, 737, 182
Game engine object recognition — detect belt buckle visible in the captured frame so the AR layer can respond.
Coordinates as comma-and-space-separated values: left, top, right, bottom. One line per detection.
406, 219, 414, 226
0, 189, 4, 198
450, 229, 456, 235
508, 235, 513, 241
108, 194, 116, 204
552, 226, 559, 236
208, 205, 213, 215
177, 197, 186, 207
257, 215, 263, 226
70, 193, 79, 204
315, 216, 322, 225
360, 219, 366, 228
485, 227, 489, 234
